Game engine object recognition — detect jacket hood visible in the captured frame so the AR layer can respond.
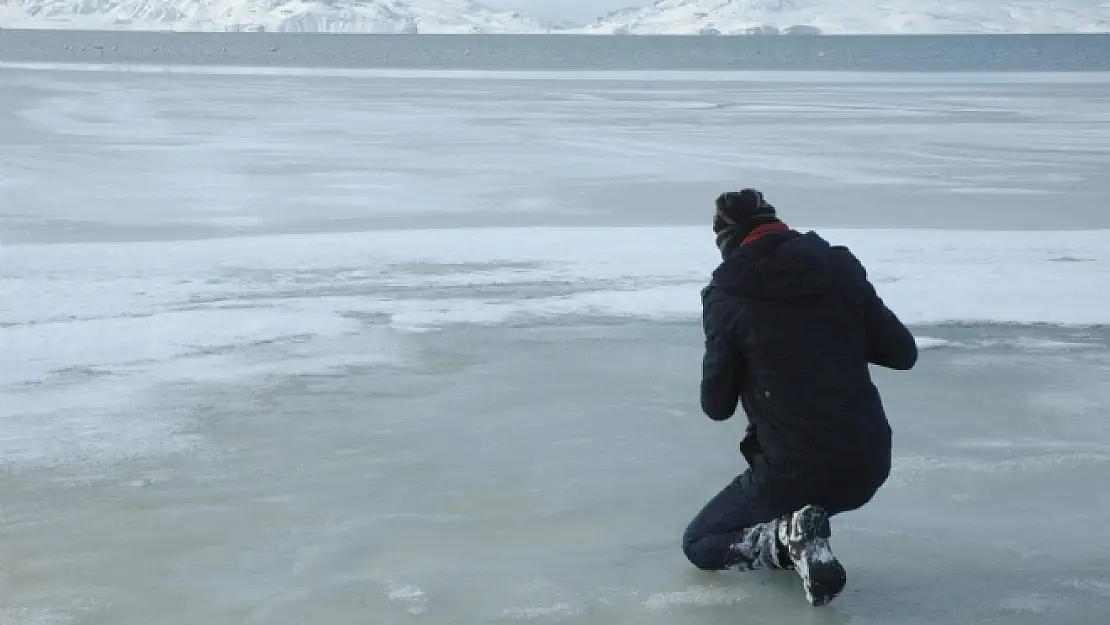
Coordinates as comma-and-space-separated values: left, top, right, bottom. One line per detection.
710, 230, 862, 299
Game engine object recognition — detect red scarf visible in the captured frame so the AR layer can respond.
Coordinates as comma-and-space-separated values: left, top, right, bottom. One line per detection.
741, 221, 789, 246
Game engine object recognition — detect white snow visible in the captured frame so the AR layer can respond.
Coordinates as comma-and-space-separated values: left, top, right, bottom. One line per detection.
2, 65, 1107, 481
4, 226, 1107, 404
7, 226, 1110, 347
915, 337, 954, 350
499, 601, 584, 619
385, 584, 429, 615
2, 0, 1109, 33
5, 224, 1105, 469
584, 0, 1110, 35
642, 585, 749, 610
0, 0, 555, 33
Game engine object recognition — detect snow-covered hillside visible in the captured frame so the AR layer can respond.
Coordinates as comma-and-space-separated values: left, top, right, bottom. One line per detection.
0, 0, 559, 33
1, 0, 1108, 34
583, 0, 1110, 35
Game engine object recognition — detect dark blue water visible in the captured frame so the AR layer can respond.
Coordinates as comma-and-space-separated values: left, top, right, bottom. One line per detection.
1, 30, 1109, 71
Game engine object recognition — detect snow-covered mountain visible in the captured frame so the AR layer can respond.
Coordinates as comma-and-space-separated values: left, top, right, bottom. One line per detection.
582, 0, 1110, 35
2, 0, 1108, 34
0, 0, 561, 33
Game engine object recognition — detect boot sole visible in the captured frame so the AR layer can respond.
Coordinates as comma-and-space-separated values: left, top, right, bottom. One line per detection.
792, 505, 847, 607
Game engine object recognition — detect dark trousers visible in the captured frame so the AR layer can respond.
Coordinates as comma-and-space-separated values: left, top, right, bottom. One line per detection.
682, 454, 889, 571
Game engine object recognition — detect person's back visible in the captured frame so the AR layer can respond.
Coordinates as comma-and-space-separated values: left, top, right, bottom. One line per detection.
683, 189, 917, 607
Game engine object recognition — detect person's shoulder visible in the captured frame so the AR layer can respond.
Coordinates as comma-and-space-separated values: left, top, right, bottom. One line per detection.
701, 280, 727, 304
701, 278, 745, 319
819, 237, 867, 278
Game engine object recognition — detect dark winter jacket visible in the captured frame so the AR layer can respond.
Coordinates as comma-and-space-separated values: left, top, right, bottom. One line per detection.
699, 228, 917, 481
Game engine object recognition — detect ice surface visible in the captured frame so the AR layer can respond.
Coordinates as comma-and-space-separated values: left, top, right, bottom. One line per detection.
3, 64, 1110, 474
6, 318, 1108, 624
6, 226, 1109, 368
11, 226, 1110, 336
3, 63, 1109, 245
9, 63, 1110, 83
4, 225, 1108, 470
587, 0, 1110, 35
3, 65, 1110, 625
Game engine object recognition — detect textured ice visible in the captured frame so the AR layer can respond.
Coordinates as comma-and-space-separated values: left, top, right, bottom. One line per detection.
5, 225, 1106, 470
886, 451, 1110, 489
7, 63, 1110, 84
642, 585, 749, 611
500, 601, 584, 619
385, 584, 428, 615
6, 226, 1108, 348
3, 64, 1109, 625
5, 226, 1107, 387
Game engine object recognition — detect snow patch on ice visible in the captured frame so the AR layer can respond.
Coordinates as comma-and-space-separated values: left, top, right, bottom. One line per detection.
975, 338, 1101, 351
1026, 390, 1107, 417
499, 601, 583, 619
1062, 578, 1110, 597
949, 438, 1110, 453
915, 337, 1104, 352
949, 187, 1058, 196
996, 594, 1056, 614
1, 308, 361, 388
0, 599, 99, 625
887, 451, 1110, 487
915, 337, 954, 350
3, 225, 1108, 471
386, 583, 428, 615
642, 585, 748, 610
1, 381, 204, 471
5, 225, 1109, 380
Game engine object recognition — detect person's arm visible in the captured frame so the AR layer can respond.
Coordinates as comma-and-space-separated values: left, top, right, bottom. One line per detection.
699, 285, 743, 421
863, 281, 918, 371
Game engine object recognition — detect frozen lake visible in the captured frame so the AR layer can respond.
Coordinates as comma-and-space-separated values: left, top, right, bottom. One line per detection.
2, 65, 1110, 624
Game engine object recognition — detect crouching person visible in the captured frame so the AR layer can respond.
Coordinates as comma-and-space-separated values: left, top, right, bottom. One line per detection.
683, 189, 918, 607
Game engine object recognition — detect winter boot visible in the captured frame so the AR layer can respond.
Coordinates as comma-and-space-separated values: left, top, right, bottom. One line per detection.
724, 519, 790, 572
777, 505, 847, 607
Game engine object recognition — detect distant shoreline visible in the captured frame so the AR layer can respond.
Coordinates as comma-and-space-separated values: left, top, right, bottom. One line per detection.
3, 30, 1108, 72
3, 28, 1110, 37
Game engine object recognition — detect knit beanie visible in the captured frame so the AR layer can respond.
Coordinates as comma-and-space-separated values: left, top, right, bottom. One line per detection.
713, 189, 779, 253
